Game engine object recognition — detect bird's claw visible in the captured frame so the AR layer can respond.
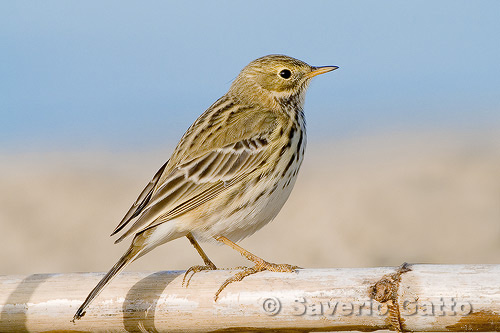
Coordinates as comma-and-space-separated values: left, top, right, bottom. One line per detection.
182, 263, 217, 287
214, 261, 300, 301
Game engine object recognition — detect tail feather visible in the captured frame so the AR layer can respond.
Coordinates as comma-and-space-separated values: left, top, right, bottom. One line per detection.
72, 245, 140, 321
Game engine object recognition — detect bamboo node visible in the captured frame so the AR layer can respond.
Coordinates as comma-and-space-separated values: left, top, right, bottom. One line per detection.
370, 262, 412, 332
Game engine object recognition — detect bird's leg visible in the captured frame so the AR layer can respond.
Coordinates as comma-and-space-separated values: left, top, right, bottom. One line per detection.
182, 233, 217, 287
213, 236, 300, 300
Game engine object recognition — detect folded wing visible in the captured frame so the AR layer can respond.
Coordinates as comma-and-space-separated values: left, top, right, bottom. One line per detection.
112, 130, 275, 243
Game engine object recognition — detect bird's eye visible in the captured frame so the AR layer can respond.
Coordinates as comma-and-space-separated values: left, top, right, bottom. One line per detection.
279, 69, 292, 79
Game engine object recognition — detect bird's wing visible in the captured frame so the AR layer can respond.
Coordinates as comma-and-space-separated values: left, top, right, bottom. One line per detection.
110, 160, 168, 236
113, 106, 279, 243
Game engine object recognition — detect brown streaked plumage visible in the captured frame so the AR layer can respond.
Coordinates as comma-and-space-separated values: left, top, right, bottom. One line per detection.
73, 55, 337, 321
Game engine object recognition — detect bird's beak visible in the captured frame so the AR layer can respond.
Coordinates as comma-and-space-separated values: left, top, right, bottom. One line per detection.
308, 66, 339, 78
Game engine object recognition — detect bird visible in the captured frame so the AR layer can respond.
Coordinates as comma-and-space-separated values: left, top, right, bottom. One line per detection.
73, 54, 337, 321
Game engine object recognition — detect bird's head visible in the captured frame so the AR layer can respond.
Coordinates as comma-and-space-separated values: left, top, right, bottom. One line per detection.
229, 54, 338, 110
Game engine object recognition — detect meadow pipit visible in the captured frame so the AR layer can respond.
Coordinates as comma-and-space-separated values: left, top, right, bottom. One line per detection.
73, 55, 337, 321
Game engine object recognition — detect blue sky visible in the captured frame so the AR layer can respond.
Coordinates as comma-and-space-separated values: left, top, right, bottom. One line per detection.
1, 1, 499, 151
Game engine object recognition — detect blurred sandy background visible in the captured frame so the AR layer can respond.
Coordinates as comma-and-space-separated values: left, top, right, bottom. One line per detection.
2, 129, 499, 275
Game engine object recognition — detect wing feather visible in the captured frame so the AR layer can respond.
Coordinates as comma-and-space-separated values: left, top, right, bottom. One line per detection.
114, 135, 271, 242
110, 160, 168, 236
112, 102, 280, 242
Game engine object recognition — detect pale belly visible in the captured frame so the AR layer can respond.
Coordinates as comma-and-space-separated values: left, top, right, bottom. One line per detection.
203, 168, 299, 242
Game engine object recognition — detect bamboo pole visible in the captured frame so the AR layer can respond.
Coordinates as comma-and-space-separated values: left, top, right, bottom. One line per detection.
0, 264, 499, 332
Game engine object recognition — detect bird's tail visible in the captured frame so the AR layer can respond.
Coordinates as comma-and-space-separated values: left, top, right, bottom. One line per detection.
72, 244, 141, 321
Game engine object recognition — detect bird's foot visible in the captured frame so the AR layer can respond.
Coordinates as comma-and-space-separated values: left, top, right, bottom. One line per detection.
182, 262, 217, 287
214, 261, 300, 301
